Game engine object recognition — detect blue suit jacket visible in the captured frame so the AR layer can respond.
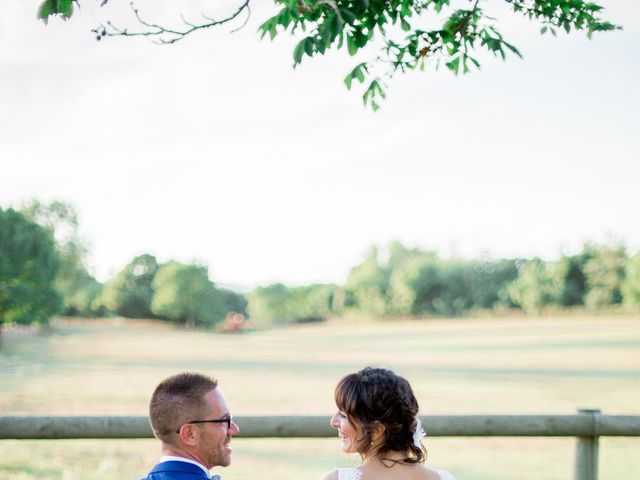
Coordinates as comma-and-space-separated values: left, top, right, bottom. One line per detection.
141, 460, 218, 480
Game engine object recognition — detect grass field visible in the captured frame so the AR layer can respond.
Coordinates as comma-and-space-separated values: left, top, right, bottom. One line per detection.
1, 315, 639, 479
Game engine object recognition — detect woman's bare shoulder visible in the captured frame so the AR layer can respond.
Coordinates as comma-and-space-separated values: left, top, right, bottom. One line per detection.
434, 470, 456, 480
410, 464, 451, 480
321, 468, 339, 480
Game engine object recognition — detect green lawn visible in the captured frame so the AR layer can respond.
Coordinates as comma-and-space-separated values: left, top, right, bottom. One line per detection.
1, 315, 639, 479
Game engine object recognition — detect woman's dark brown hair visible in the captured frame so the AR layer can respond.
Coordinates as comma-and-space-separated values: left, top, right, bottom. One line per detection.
334, 367, 426, 464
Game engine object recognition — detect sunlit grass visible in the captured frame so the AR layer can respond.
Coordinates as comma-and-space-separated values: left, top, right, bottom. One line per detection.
1, 315, 639, 479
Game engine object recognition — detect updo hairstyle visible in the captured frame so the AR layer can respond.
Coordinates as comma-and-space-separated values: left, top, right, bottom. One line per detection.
334, 367, 426, 463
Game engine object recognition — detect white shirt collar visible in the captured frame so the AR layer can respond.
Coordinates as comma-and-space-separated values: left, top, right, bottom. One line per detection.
160, 455, 213, 479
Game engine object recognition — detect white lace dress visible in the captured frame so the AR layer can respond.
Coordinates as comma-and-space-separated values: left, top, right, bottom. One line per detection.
337, 467, 456, 480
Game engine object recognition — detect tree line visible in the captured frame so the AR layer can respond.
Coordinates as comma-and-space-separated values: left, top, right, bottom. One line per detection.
250, 240, 640, 324
0, 202, 245, 331
1, 201, 640, 333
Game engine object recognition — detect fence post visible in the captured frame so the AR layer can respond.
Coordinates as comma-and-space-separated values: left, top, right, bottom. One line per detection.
574, 409, 600, 480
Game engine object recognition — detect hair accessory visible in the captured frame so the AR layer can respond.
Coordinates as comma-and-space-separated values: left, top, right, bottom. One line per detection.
412, 415, 426, 448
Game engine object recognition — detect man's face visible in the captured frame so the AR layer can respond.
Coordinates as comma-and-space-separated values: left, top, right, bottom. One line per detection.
195, 388, 240, 468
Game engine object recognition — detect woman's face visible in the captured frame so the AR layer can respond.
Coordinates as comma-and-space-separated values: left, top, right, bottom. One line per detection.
330, 409, 362, 453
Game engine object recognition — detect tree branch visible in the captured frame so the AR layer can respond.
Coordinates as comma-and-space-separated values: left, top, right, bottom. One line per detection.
92, 0, 252, 44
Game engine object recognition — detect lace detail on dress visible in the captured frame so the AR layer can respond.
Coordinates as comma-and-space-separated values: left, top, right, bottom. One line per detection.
337, 468, 363, 480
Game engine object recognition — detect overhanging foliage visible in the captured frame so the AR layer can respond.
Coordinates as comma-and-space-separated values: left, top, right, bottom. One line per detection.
37, 0, 619, 110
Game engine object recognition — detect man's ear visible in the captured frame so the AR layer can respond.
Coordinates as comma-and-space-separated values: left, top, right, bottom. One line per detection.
176, 424, 199, 446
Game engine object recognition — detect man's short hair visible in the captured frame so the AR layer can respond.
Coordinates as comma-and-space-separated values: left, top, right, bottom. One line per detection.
149, 372, 218, 443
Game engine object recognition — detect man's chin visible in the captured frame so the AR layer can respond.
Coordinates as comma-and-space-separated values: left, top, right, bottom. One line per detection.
218, 453, 232, 467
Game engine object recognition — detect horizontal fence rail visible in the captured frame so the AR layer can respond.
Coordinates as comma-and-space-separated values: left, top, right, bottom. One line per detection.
1, 414, 639, 440
2, 413, 639, 480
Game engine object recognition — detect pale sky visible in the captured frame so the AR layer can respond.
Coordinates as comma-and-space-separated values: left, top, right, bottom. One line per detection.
1, 1, 639, 289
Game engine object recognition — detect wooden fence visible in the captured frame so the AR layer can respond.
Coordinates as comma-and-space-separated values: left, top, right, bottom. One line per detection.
2, 410, 639, 480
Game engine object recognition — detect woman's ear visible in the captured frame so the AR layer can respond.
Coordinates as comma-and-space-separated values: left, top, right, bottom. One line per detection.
371, 421, 386, 442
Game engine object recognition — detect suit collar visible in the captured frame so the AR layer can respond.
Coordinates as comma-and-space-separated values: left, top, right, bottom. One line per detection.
150, 460, 213, 478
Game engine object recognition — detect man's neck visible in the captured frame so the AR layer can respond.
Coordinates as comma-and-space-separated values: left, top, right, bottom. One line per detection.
162, 445, 210, 470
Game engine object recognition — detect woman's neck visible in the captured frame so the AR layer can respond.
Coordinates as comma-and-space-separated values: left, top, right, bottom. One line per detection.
363, 450, 408, 465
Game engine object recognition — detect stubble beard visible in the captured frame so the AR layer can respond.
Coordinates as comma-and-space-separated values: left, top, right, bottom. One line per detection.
207, 435, 232, 468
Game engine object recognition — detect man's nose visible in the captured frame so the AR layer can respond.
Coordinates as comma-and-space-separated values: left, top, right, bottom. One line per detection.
229, 420, 240, 435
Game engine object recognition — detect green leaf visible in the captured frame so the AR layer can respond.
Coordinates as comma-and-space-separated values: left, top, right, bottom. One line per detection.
58, 0, 73, 17
353, 29, 369, 48
347, 34, 358, 55
446, 57, 460, 74
293, 38, 306, 65
37, 0, 53, 23
344, 62, 368, 89
304, 37, 315, 56
258, 17, 278, 40
503, 40, 522, 58
38, 0, 73, 24
585, 3, 603, 12
319, 13, 341, 44
341, 8, 357, 24
331, 14, 344, 39
361, 79, 386, 111
344, 73, 354, 90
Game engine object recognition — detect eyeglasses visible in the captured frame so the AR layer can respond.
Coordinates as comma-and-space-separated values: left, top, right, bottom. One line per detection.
176, 415, 233, 434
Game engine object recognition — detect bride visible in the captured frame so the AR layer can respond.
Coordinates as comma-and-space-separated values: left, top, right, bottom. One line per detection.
322, 367, 455, 480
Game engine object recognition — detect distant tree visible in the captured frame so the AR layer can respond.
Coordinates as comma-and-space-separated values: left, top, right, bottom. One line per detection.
583, 242, 626, 307
0, 208, 62, 334
435, 259, 479, 315
344, 247, 389, 316
64, 274, 102, 316
345, 243, 519, 317
96, 254, 158, 318
37, 0, 620, 109
217, 288, 248, 317
247, 283, 292, 325
508, 258, 558, 313
386, 241, 425, 271
388, 252, 441, 315
289, 284, 343, 320
247, 282, 341, 325
621, 253, 640, 309
468, 258, 519, 309
21, 200, 101, 316
553, 253, 589, 306
304, 284, 343, 317
151, 261, 223, 328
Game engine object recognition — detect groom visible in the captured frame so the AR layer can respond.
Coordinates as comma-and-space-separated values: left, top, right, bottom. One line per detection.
142, 372, 240, 480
